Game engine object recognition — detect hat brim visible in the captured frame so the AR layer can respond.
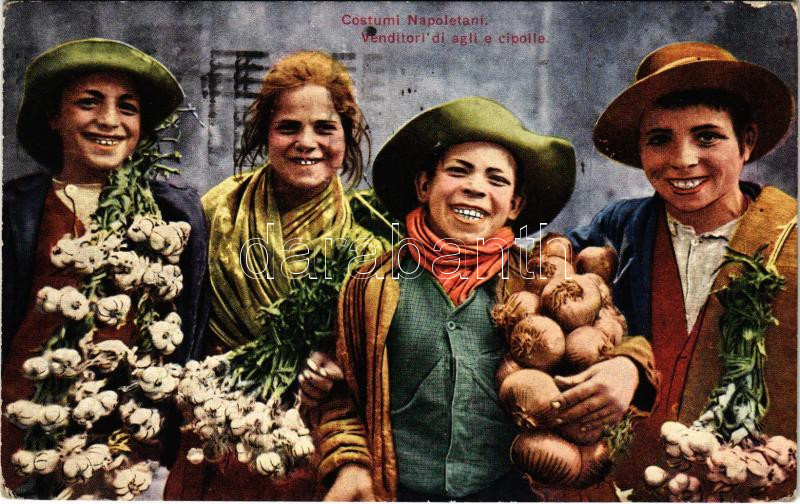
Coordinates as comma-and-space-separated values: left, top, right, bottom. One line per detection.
16, 38, 184, 170
373, 97, 576, 235
593, 60, 794, 168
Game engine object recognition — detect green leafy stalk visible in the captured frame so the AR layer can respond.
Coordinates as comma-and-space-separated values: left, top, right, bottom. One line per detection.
603, 411, 635, 460
693, 245, 785, 444
227, 238, 367, 401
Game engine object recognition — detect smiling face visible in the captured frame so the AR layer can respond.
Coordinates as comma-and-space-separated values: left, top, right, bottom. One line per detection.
638, 105, 755, 233
48, 72, 142, 183
415, 141, 523, 244
268, 84, 346, 209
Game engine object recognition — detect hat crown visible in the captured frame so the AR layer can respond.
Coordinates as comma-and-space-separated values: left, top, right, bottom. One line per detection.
635, 42, 738, 81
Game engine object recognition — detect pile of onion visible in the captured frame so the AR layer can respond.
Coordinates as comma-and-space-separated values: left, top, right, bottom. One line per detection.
492, 235, 628, 489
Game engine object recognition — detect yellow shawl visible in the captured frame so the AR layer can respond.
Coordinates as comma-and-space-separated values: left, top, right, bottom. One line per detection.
203, 166, 386, 348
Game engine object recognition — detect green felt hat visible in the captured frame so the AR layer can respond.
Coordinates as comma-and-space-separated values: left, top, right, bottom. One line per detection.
372, 96, 576, 234
17, 38, 184, 169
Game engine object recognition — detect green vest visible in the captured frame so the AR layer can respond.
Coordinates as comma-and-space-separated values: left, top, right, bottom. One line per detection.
388, 259, 517, 497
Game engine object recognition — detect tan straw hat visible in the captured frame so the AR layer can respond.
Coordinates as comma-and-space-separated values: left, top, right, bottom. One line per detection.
593, 41, 794, 168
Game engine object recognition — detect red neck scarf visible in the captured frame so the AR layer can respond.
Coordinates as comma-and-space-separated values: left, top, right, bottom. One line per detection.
405, 206, 515, 305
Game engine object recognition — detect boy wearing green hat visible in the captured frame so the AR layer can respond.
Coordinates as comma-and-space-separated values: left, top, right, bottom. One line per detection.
314, 97, 659, 501
2, 38, 208, 491
566, 42, 796, 497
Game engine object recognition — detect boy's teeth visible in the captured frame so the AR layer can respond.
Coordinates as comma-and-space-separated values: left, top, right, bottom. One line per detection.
93, 138, 119, 146
453, 207, 485, 220
670, 178, 703, 190
296, 159, 318, 166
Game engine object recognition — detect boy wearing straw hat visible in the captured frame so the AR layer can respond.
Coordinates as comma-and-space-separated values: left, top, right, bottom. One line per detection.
2, 38, 208, 492
567, 41, 796, 497
315, 97, 659, 501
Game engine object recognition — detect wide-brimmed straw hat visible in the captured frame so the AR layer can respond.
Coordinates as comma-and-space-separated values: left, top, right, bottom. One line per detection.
593, 41, 794, 168
17, 38, 184, 169
372, 96, 576, 234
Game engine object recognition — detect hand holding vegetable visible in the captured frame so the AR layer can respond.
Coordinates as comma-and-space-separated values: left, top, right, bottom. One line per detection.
324, 463, 375, 501
299, 352, 343, 407
553, 356, 638, 428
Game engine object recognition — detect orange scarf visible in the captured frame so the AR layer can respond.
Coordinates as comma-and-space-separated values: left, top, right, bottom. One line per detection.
405, 206, 515, 305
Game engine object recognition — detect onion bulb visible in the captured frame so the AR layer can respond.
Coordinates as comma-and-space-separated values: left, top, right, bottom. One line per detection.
499, 369, 562, 429
508, 315, 565, 371
542, 234, 574, 264
564, 326, 611, 371
511, 431, 581, 486
491, 291, 540, 328
575, 246, 618, 285
583, 273, 612, 307
511, 432, 612, 489
495, 353, 522, 389
525, 256, 575, 295
575, 440, 612, 488
541, 275, 603, 332
593, 307, 625, 346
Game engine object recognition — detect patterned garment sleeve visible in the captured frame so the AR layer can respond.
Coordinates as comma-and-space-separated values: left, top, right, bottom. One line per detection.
316, 271, 373, 485
316, 390, 372, 484
608, 336, 660, 414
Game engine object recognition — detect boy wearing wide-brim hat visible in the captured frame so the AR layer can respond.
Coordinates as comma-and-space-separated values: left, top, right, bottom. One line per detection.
315, 97, 659, 501
567, 41, 796, 498
3, 38, 208, 491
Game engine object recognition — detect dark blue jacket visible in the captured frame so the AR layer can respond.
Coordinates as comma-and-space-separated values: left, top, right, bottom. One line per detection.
565, 182, 762, 341
2, 173, 209, 364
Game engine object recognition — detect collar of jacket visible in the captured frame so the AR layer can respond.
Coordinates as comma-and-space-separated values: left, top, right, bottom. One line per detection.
615, 181, 763, 341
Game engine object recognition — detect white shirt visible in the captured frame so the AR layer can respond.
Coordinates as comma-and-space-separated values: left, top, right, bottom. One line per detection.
52, 179, 103, 225
666, 212, 741, 332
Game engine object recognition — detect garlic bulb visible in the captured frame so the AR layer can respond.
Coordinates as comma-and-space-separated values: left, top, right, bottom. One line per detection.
32, 450, 60, 474
36, 286, 62, 313
22, 356, 51, 380
38, 404, 70, 431
6, 400, 42, 427
187, 447, 205, 464
49, 348, 82, 377
58, 287, 90, 320
10, 450, 35, 475
255, 451, 284, 476
94, 294, 132, 325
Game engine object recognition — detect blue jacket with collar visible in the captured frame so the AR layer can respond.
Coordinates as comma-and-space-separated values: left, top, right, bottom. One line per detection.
565, 182, 762, 341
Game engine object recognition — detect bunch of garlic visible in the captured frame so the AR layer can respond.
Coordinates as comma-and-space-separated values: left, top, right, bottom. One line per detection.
173, 355, 315, 477
643, 420, 797, 501
36, 286, 90, 320
50, 231, 122, 273
110, 461, 153, 500
22, 348, 83, 380
119, 400, 164, 442
6, 400, 70, 432
10, 449, 60, 476
142, 262, 184, 301
71, 391, 118, 429
6, 338, 168, 497
127, 216, 190, 264
107, 251, 150, 291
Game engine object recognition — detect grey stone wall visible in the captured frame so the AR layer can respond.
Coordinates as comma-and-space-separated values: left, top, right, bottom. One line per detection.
4, 1, 796, 230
